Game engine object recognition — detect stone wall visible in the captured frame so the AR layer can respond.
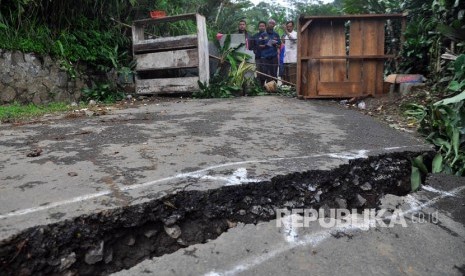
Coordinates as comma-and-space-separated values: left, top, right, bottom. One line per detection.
0, 50, 86, 104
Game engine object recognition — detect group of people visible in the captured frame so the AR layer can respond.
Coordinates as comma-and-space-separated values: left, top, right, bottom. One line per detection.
237, 19, 297, 86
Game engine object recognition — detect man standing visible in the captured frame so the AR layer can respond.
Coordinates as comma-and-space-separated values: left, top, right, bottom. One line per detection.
258, 19, 281, 83
282, 20, 297, 84
238, 19, 248, 35
237, 19, 249, 47
251, 21, 267, 85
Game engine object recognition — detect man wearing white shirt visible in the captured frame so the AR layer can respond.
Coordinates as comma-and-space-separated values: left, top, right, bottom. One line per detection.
282, 21, 297, 84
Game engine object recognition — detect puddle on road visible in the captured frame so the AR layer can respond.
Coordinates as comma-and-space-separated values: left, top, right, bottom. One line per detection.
0, 151, 433, 275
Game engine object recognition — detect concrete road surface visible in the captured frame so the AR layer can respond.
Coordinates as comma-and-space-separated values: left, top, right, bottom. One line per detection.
1, 96, 463, 275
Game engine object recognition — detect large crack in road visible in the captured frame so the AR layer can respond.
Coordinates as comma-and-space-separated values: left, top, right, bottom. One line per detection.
0, 151, 434, 275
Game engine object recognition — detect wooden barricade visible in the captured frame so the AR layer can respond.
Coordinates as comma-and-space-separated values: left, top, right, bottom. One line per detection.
297, 14, 406, 98
132, 13, 209, 94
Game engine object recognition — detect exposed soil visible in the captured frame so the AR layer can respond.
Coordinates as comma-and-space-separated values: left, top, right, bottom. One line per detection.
342, 88, 436, 136
0, 151, 434, 276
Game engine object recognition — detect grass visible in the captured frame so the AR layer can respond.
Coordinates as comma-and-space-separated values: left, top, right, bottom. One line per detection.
0, 102, 73, 122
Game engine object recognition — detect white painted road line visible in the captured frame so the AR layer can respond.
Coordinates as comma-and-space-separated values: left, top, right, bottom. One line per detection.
0, 146, 426, 219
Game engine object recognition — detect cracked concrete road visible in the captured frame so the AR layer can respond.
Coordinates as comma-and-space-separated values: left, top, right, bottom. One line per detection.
2, 96, 464, 275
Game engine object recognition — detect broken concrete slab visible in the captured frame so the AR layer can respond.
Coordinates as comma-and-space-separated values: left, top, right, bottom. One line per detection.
0, 96, 446, 275
113, 175, 465, 276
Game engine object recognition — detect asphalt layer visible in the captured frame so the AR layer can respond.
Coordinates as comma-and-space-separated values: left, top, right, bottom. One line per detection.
1, 96, 463, 275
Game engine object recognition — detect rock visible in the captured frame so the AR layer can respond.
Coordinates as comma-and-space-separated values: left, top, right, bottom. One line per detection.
59, 252, 76, 271
11, 51, 25, 65
250, 205, 263, 215
355, 194, 367, 207
379, 194, 404, 211
70, 102, 78, 107
284, 201, 297, 208
89, 100, 97, 106
238, 209, 246, 216
1, 86, 16, 103
360, 182, 372, 191
163, 214, 181, 226
26, 148, 42, 157
335, 198, 347, 209
164, 225, 181, 239
57, 71, 68, 88
177, 238, 187, 246
85, 241, 104, 265
314, 191, 323, 203
125, 235, 136, 246
226, 220, 237, 228
144, 229, 157, 238
265, 207, 275, 216
126, 94, 133, 100
104, 249, 113, 264
242, 196, 253, 205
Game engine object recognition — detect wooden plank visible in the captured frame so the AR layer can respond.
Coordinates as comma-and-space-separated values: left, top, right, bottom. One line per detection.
133, 35, 197, 53
332, 20, 346, 82
300, 14, 405, 20
375, 19, 386, 95
317, 82, 363, 96
300, 19, 313, 33
133, 13, 197, 25
297, 19, 303, 97
308, 21, 321, 98
319, 21, 334, 82
348, 20, 363, 83
362, 19, 379, 95
298, 18, 311, 97
132, 24, 145, 46
196, 14, 210, 84
135, 49, 199, 71
135, 77, 199, 94
301, 55, 393, 60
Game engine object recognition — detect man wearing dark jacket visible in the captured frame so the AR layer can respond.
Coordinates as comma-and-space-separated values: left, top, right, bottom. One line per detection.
250, 21, 267, 85
258, 19, 281, 83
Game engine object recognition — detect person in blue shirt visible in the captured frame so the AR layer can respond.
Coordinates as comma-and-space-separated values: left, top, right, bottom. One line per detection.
258, 19, 281, 83
250, 21, 267, 85
279, 36, 285, 78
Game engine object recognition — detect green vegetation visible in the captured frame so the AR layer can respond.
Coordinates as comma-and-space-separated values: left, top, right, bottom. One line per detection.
81, 83, 125, 103
0, 102, 72, 122
409, 55, 465, 187
194, 34, 265, 98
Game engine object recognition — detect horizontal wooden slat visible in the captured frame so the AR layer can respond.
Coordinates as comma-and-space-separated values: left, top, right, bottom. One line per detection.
133, 13, 197, 25
317, 82, 363, 96
133, 35, 197, 53
300, 14, 406, 20
136, 77, 199, 94
301, 55, 394, 60
136, 49, 199, 71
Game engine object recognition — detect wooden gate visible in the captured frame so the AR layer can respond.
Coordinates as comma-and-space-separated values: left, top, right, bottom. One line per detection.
132, 13, 209, 94
297, 14, 405, 98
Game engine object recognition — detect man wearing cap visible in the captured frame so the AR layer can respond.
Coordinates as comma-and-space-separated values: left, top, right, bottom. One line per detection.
258, 19, 281, 83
